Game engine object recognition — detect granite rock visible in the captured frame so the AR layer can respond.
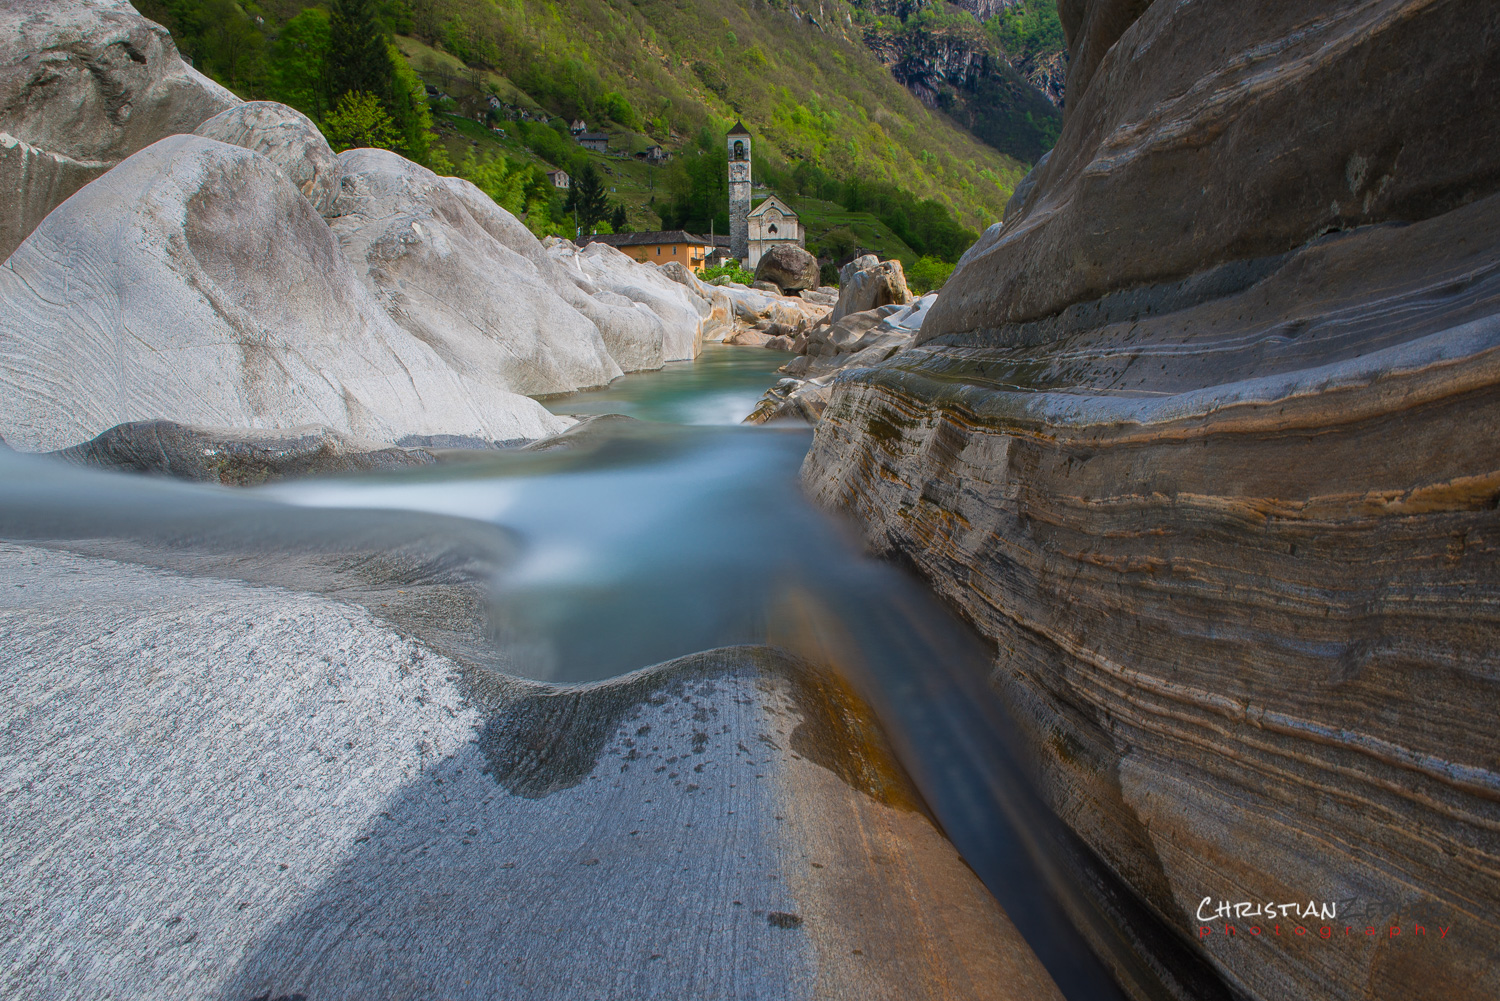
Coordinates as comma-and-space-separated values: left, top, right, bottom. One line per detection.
0, 537, 1065, 1001
0, 0, 237, 261
830, 257, 913, 324
330, 149, 623, 396
193, 100, 338, 216
0, 135, 567, 452
755, 244, 820, 293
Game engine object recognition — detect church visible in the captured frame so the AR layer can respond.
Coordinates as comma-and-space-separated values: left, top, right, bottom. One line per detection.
727, 122, 804, 268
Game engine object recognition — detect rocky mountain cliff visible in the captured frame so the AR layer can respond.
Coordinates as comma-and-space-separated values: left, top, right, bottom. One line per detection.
857, 1, 1062, 163
803, 1, 1500, 999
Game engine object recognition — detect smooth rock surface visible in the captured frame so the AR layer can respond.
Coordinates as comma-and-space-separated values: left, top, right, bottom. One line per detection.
330, 149, 623, 396
0, 0, 237, 261
547, 239, 706, 366
0, 539, 1065, 1001
754, 244, 820, 294
193, 100, 338, 217
926, 0, 1500, 338
0, 135, 568, 451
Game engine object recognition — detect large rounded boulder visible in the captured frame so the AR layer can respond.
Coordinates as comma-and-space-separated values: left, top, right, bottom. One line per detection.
193, 101, 338, 217
753, 244, 819, 294
0, 0, 238, 261
0, 135, 566, 451
329, 148, 623, 397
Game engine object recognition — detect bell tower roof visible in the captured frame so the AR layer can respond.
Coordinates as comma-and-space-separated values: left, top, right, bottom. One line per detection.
727, 121, 751, 137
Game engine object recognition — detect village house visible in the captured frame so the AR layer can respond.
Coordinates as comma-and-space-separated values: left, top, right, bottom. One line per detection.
582, 231, 712, 271
570, 119, 587, 135
545, 169, 570, 189
576, 131, 610, 152
634, 144, 669, 165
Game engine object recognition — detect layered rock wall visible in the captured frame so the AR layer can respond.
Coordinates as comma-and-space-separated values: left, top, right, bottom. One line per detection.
804, 2, 1500, 998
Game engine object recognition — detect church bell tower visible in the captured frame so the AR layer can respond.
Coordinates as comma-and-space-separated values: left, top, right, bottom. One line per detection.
727, 122, 751, 264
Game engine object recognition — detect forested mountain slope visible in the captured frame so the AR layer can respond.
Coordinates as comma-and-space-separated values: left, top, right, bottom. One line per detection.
137, 0, 1062, 242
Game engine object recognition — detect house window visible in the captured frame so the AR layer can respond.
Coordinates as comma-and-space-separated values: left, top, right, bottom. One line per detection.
656, 247, 661, 255
672, 246, 677, 255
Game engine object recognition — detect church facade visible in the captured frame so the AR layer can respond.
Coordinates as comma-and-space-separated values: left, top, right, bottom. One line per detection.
747, 194, 804, 269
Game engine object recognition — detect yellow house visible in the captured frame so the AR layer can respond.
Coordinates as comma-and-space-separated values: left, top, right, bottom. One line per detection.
583, 231, 712, 272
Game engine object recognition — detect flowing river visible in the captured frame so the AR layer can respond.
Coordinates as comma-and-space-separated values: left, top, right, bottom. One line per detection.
0, 345, 1220, 1000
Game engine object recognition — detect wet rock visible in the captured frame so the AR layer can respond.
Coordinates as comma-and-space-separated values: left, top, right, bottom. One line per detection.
0, 540, 1065, 1001
331, 149, 623, 396
803, 3, 1500, 995
49, 420, 444, 485
193, 101, 337, 217
0, 0, 237, 261
830, 258, 912, 324
755, 244, 820, 293
0, 135, 567, 452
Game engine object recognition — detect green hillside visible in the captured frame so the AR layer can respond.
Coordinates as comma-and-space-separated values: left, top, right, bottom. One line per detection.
138, 0, 1042, 247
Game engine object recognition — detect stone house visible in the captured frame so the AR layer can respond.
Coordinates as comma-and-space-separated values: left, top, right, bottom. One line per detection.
577, 132, 609, 152
570, 119, 587, 135
545, 169, 570, 189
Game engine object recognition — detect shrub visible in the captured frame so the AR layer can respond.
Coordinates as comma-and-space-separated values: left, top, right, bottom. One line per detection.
907, 255, 956, 294
700, 261, 756, 285
323, 91, 399, 151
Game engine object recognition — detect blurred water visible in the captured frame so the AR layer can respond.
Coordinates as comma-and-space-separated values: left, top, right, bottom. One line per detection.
538, 343, 793, 426
0, 349, 1228, 1001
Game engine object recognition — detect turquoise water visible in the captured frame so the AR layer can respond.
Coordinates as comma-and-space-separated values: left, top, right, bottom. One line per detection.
538, 343, 793, 425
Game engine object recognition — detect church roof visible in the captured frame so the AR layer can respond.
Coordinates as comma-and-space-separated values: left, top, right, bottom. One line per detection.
748, 194, 796, 218
727, 121, 751, 136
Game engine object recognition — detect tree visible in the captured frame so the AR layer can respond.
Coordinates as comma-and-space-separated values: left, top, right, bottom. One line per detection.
268, 8, 333, 120
328, 0, 393, 101
564, 163, 609, 236
609, 202, 629, 233
323, 91, 399, 152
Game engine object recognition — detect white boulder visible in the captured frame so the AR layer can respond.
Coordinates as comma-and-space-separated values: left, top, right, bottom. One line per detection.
0, 135, 567, 452
0, 0, 238, 261
193, 101, 338, 217
329, 149, 623, 397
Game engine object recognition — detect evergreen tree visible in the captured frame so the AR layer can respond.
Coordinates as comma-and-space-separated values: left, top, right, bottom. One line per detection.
609, 202, 629, 233
328, 0, 393, 101
564, 164, 609, 236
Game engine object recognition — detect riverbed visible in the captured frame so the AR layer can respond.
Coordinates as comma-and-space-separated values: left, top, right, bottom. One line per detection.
0, 347, 1144, 1000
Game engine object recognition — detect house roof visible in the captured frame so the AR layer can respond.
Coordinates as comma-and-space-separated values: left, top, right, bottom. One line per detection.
727, 121, 751, 136
577, 132, 610, 142
583, 231, 711, 248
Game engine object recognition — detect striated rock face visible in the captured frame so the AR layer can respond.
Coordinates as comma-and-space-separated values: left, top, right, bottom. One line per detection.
804, 2, 1500, 999
330, 149, 624, 396
0, 0, 237, 261
193, 101, 338, 217
929, 0, 1500, 338
0, 135, 567, 452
